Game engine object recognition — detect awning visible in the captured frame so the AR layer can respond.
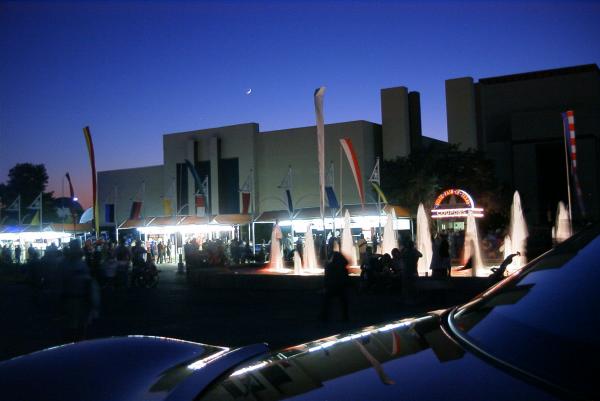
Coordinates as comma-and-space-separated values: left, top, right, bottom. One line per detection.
48, 223, 93, 233
254, 210, 292, 223
212, 214, 252, 225
118, 218, 153, 229
177, 215, 211, 226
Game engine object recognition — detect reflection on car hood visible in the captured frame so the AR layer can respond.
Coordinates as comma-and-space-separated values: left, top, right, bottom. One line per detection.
199, 312, 560, 401
0, 336, 227, 401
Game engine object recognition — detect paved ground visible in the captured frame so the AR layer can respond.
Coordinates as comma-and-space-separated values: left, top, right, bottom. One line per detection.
0, 263, 487, 362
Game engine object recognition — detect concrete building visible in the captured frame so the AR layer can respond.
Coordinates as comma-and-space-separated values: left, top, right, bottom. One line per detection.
446, 64, 600, 224
98, 87, 440, 228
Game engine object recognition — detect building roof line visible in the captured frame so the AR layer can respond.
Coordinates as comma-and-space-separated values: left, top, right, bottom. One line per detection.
478, 64, 599, 85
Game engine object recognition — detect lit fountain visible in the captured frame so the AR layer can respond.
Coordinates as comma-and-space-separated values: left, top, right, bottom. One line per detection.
266, 223, 289, 272
503, 235, 512, 260
341, 209, 358, 266
507, 191, 528, 271
293, 249, 303, 274
464, 212, 483, 277
416, 203, 433, 276
303, 224, 322, 274
381, 209, 397, 255
553, 201, 572, 244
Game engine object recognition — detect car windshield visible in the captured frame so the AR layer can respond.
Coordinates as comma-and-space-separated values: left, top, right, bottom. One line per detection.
449, 224, 600, 398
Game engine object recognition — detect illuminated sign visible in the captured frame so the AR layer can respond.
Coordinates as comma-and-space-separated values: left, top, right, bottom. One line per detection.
431, 189, 484, 219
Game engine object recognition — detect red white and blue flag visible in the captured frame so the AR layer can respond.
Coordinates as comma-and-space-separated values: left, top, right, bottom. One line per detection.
340, 137, 365, 207
562, 110, 586, 216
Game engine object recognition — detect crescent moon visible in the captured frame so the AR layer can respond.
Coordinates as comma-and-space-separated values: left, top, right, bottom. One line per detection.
245, 88, 252, 95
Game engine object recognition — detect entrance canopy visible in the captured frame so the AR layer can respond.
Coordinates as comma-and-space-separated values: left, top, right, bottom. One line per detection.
119, 214, 252, 235
0, 223, 92, 242
254, 204, 411, 232
431, 189, 484, 219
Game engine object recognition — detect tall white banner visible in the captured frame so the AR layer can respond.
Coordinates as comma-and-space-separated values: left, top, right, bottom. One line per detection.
314, 87, 326, 219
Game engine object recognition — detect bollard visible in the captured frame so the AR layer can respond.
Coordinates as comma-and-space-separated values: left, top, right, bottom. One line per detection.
177, 253, 185, 274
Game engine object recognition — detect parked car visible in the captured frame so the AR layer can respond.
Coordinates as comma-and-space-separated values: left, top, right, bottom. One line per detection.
1, 225, 599, 400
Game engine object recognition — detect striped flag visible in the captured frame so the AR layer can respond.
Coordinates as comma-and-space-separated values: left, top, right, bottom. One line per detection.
278, 166, 294, 213
562, 111, 586, 216
83, 126, 99, 236
314, 87, 326, 219
129, 183, 144, 220
339, 138, 365, 207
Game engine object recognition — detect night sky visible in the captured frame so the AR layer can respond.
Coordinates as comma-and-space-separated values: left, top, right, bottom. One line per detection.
1, 0, 599, 208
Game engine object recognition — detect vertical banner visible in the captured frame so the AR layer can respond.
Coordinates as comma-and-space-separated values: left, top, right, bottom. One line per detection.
83, 126, 99, 236
340, 137, 365, 206
561, 110, 586, 217
129, 201, 143, 220
314, 87, 326, 219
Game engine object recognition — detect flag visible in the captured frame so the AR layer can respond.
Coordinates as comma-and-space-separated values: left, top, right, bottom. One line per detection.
29, 211, 40, 226
129, 183, 144, 219
185, 159, 203, 191
314, 87, 326, 219
162, 180, 175, 216
5, 195, 20, 212
239, 170, 253, 214
371, 182, 389, 205
325, 162, 339, 209
340, 138, 365, 206
369, 158, 380, 185
65, 173, 75, 199
105, 204, 115, 223
83, 126, 99, 236
562, 111, 586, 216
27, 193, 42, 210
129, 201, 143, 220
195, 193, 206, 217
162, 199, 173, 216
278, 166, 294, 213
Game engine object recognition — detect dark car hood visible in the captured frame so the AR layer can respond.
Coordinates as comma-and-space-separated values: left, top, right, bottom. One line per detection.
198, 312, 561, 401
0, 336, 226, 401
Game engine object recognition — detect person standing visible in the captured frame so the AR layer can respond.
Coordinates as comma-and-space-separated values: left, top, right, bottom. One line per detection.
400, 239, 422, 303
320, 252, 350, 321
14, 245, 22, 265
357, 234, 368, 265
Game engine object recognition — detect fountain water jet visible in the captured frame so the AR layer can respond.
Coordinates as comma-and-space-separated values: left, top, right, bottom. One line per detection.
293, 250, 303, 274
464, 212, 483, 277
267, 223, 288, 272
503, 235, 512, 260
553, 201, 571, 244
381, 210, 397, 255
303, 224, 321, 273
341, 209, 358, 266
416, 203, 433, 276
509, 191, 528, 270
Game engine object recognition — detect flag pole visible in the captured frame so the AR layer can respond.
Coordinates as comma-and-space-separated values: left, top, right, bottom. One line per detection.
114, 186, 118, 241
563, 118, 573, 223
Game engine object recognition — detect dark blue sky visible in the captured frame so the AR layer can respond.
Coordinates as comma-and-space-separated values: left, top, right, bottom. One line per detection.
1, 0, 599, 207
